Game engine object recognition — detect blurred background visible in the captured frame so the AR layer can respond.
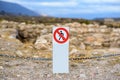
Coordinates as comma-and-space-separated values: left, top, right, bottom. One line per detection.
1, 0, 120, 19
0, 0, 120, 80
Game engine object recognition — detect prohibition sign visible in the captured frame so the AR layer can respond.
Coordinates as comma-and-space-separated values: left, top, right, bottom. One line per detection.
54, 28, 69, 44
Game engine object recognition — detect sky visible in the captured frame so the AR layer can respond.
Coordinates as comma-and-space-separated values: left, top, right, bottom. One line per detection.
1, 0, 120, 19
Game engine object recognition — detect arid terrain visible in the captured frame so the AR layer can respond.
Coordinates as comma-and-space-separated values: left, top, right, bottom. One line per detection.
0, 20, 120, 80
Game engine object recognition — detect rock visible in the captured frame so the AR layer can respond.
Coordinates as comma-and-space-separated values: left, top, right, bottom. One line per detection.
70, 28, 76, 33
87, 24, 95, 28
113, 29, 120, 33
0, 28, 18, 39
92, 51, 99, 55
0, 48, 5, 51
80, 74, 86, 78
39, 34, 52, 43
70, 37, 78, 45
41, 29, 48, 35
33, 55, 39, 58
1, 20, 9, 24
70, 63, 78, 67
85, 36, 95, 43
93, 41, 102, 46
27, 28, 33, 33
100, 28, 107, 33
35, 38, 47, 44
1, 24, 8, 28
0, 66, 4, 70
15, 50, 23, 57
70, 48, 78, 54
108, 48, 120, 53
16, 24, 47, 43
35, 28, 41, 34
82, 23, 87, 27
17, 29, 37, 43
110, 33, 119, 37
102, 41, 110, 48
117, 40, 120, 47
34, 43, 48, 50
95, 28, 100, 32
86, 46, 93, 50
100, 25, 107, 28
19, 26, 25, 31
80, 42, 86, 50
9, 31, 18, 39
88, 28, 95, 32
1, 21, 120, 55
80, 28, 88, 33
16, 75, 21, 77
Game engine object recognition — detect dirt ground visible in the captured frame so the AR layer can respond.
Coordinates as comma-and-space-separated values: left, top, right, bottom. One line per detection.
0, 55, 120, 80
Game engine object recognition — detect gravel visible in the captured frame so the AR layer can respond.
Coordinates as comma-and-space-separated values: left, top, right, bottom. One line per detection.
0, 56, 120, 80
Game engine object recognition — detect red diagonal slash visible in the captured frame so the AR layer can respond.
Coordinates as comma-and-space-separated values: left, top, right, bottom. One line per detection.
57, 31, 65, 40
54, 27, 69, 44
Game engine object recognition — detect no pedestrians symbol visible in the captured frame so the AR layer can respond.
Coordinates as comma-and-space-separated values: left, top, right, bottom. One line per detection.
53, 27, 69, 44
53, 27, 69, 73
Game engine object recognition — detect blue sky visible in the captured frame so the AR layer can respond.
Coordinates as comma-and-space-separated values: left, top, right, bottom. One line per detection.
2, 0, 120, 19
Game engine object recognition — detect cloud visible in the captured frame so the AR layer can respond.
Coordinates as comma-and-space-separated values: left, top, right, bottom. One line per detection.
37, 4, 120, 17
2, 0, 120, 7
1, 0, 20, 3
36, 1, 78, 7
93, 5, 120, 13
1, 0, 120, 18
81, 0, 120, 4
2, 0, 78, 7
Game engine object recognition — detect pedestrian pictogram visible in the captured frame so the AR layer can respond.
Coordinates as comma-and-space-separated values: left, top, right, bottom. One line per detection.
59, 31, 64, 40
53, 27, 69, 44
53, 27, 69, 73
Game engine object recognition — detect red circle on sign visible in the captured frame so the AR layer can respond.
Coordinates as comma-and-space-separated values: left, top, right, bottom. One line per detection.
54, 28, 69, 44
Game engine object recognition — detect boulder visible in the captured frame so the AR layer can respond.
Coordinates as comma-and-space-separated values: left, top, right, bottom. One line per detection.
88, 28, 95, 33
35, 38, 47, 44
0, 66, 4, 70
70, 37, 78, 45
93, 41, 102, 48
80, 42, 86, 50
34, 37, 49, 50
34, 43, 48, 50
70, 48, 79, 54
41, 29, 48, 35
102, 41, 110, 48
85, 36, 96, 43
0, 28, 18, 39
15, 50, 23, 57
17, 26, 38, 43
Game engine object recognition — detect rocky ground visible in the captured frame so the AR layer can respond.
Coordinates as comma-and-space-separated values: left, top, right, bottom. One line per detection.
0, 20, 120, 80
0, 55, 120, 80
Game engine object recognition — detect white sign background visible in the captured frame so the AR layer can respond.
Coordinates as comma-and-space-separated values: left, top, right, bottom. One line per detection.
53, 27, 69, 73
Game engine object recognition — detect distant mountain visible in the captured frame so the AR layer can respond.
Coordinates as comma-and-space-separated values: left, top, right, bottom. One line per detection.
0, 1, 39, 16
94, 18, 120, 21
